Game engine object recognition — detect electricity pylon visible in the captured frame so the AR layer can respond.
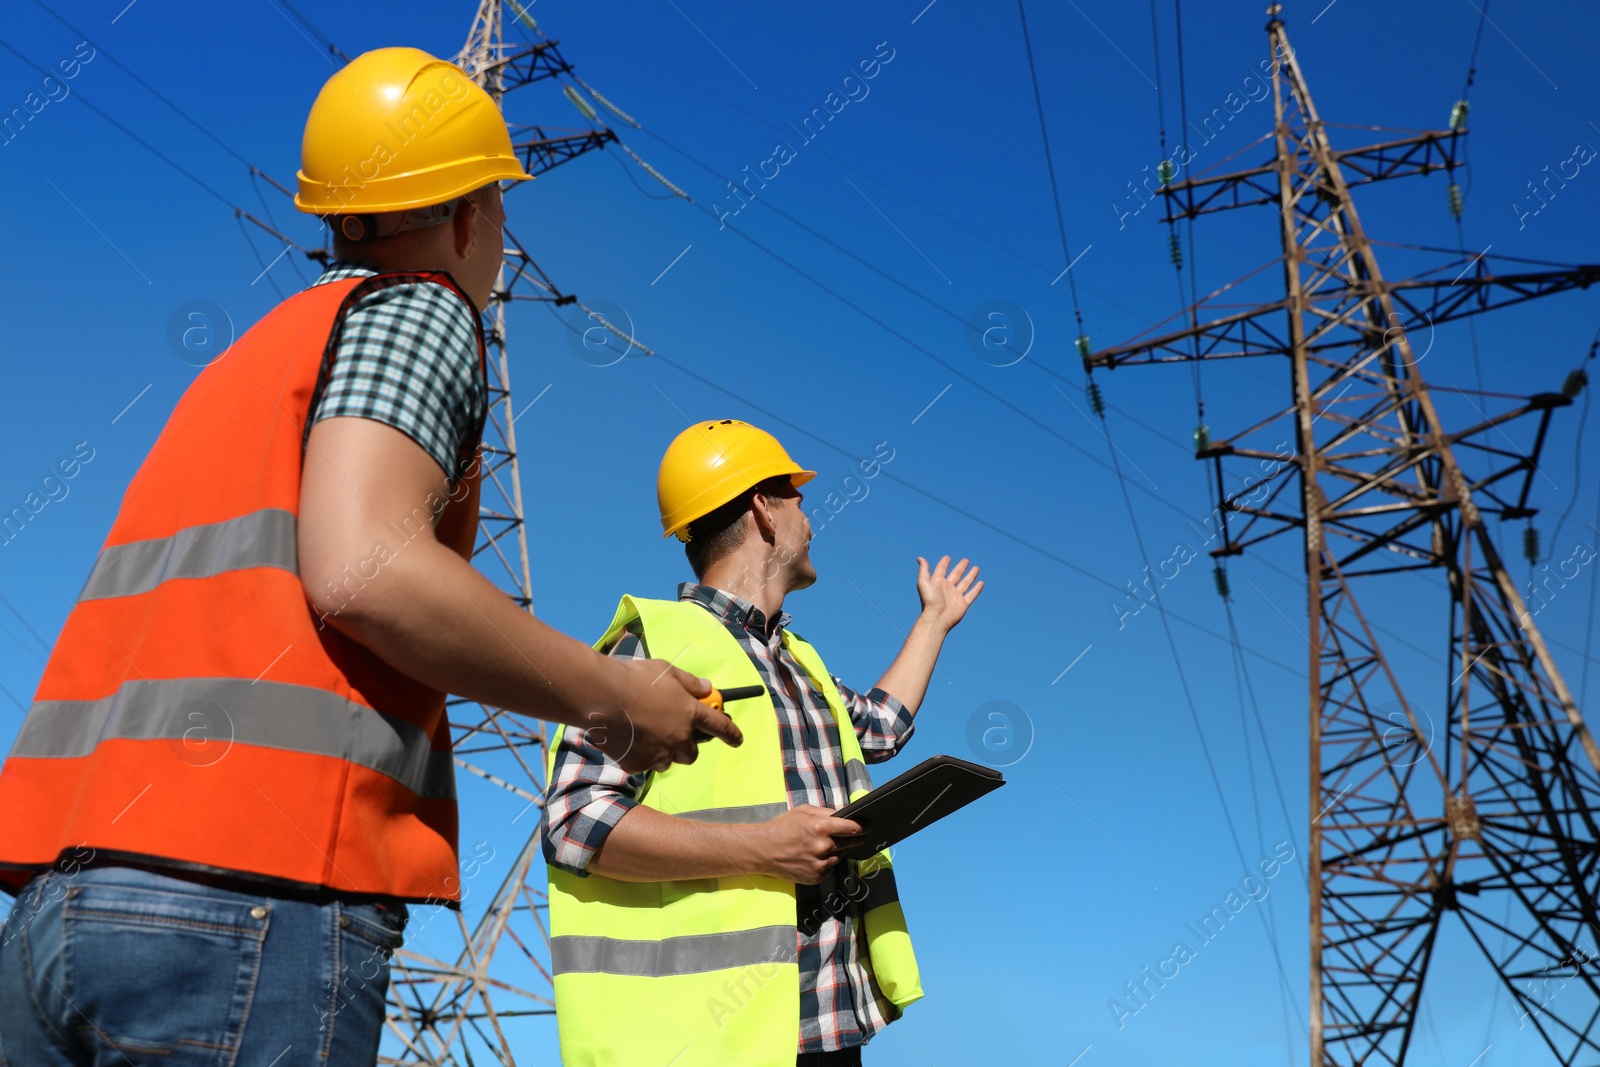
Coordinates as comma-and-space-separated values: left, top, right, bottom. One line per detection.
381, 2, 617, 1060
1088, 6, 1600, 1064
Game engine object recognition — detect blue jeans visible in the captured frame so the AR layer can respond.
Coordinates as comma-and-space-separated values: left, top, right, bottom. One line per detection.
0, 864, 407, 1066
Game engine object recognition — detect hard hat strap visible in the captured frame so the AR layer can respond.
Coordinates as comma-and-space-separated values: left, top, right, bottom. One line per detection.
333, 198, 460, 243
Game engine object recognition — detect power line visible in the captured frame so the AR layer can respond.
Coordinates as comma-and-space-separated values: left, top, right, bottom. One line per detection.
1538, 334, 1598, 568
26, 0, 294, 190
251, 172, 313, 286
542, 301, 1303, 679
595, 145, 1327, 702
1146, 0, 1206, 431
1224, 595, 1303, 886
1015, 0, 1086, 335
0, 590, 50, 654
0, 679, 28, 715
626, 125, 1191, 456
606, 147, 678, 200
1110, 2, 1300, 1039
270, 0, 351, 63
625, 129, 1452, 696
1171, 0, 1206, 416
532, 22, 1312, 1032
1460, 0, 1491, 101
623, 130, 1199, 525
1019, 1, 1288, 911
1583, 455, 1600, 714
1445, 1, 1492, 396
529, 0, 1063, 275
1170, 10, 1290, 1047
1147, 20, 1297, 1005
235, 213, 287, 301
537, 1, 1168, 324
1223, 583, 1299, 1065
614, 4, 1304, 1030
1147, 0, 1169, 151
610, 119, 1317, 698
2, 14, 328, 287
1097, 400, 1305, 1029
0, 38, 240, 213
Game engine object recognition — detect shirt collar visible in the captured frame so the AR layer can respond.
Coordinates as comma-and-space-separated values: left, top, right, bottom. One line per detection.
678, 582, 791, 638
311, 260, 381, 286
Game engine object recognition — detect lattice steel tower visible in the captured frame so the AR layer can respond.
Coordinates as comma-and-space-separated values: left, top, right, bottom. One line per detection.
1089, 6, 1600, 1064
381, 1, 621, 1059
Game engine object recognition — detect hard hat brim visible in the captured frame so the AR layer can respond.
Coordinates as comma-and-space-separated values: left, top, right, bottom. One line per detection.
294, 160, 534, 216
663, 466, 817, 541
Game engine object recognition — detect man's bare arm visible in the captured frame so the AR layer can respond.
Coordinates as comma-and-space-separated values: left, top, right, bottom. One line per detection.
298, 417, 741, 772
589, 804, 859, 885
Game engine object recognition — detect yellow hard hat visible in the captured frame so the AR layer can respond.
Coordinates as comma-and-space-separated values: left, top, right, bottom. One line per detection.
658, 420, 816, 542
294, 47, 532, 216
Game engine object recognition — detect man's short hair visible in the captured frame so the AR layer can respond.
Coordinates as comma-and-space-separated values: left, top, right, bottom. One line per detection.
684, 475, 792, 579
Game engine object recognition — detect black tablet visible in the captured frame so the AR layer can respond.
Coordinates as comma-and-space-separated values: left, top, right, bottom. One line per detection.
828, 754, 1005, 862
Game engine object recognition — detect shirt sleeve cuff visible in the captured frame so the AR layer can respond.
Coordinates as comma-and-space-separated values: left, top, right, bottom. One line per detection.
860, 686, 916, 760
544, 793, 640, 877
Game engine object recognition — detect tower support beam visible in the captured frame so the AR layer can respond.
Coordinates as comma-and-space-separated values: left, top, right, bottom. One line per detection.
1090, 7, 1600, 1064
381, 3, 621, 1061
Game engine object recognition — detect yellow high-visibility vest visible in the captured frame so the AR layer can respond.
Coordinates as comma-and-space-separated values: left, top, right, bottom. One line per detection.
546, 595, 922, 1067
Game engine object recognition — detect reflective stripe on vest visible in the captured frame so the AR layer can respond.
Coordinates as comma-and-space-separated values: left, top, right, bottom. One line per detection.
844, 757, 873, 796
552, 925, 798, 977
675, 801, 789, 824
0, 272, 484, 902
545, 595, 922, 1067
78, 509, 297, 602
13, 677, 454, 800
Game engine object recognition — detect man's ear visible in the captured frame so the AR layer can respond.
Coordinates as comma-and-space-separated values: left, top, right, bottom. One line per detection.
451, 198, 478, 259
748, 495, 779, 543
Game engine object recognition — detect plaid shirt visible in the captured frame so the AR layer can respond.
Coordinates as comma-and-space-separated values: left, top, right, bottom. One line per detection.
542, 583, 917, 1053
307, 262, 486, 482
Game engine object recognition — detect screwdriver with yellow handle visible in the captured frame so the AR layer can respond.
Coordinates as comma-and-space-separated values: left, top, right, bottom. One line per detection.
692, 685, 767, 742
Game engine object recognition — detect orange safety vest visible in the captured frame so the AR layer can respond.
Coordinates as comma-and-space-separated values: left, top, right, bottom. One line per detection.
0, 272, 485, 904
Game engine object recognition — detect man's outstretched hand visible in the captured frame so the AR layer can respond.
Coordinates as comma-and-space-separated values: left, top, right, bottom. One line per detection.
585, 659, 744, 774
916, 555, 984, 632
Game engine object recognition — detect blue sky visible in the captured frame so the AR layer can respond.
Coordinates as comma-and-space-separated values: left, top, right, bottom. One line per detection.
2, 0, 1599, 1063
